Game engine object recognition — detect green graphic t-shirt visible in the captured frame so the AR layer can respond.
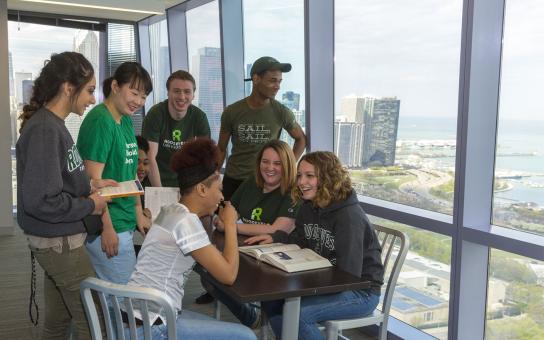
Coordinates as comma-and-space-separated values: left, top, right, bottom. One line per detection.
230, 176, 298, 225
142, 100, 210, 187
220, 98, 297, 180
77, 104, 138, 233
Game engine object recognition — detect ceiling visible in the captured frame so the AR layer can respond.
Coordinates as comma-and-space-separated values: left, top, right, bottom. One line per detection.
7, 0, 188, 22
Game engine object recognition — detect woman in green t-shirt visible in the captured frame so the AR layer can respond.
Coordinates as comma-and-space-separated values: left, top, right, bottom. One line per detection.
215, 139, 299, 236
77, 62, 153, 285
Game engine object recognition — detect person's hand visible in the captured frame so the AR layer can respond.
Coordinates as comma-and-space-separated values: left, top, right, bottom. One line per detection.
137, 210, 152, 237
89, 192, 109, 215
244, 234, 273, 245
142, 208, 152, 220
90, 178, 118, 193
218, 201, 237, 229
101, 227, 119, 258
213, 216, 225, 232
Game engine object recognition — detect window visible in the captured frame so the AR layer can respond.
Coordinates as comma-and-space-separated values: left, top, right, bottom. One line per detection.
492, 1, 544, 237
335, 0, 463, 215
148, 19, 170, 104
186, 1, 224, 141
486, 249, 544, 338
8, 22, 102, 209
243, 0, 305, 145
369, 216, 451, 339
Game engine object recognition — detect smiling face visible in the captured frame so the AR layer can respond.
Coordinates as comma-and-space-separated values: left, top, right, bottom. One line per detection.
297, 160, 319, 201
204, 173, 224, 215
112, 80, 148, 116
260, 147, 283, 191
72, 77, 96, 116
137, 149, 150, 182
167, 79, 195, 119
253, 70, 282, 100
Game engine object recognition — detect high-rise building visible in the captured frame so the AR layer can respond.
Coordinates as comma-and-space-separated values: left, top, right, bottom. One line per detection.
15, 72, 32, 105
8, 51, 14, 97
282, 91, 300, 111
21, 80, 33, 105
340, 96, 400, 167
192, 47, 224, 140
245, 63, 252, 96
334, 120, 364, 168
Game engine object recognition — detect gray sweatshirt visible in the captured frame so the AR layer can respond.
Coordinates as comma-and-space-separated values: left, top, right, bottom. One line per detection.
16, 108, 95, 237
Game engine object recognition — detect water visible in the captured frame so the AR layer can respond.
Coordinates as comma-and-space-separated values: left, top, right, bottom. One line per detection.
396, 116, 544, 206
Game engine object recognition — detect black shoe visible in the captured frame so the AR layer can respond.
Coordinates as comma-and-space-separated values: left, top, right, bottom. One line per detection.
195, 292, 215, 304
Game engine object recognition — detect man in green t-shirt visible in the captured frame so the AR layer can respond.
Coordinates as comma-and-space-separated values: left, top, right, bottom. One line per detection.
142, 70, 211, 187
218, 56, 306, 200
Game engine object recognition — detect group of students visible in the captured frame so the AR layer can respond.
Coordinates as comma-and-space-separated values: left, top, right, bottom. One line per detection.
16, 51, 385, 340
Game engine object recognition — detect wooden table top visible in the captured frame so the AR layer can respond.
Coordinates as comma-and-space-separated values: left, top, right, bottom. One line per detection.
195, 231, 371, 303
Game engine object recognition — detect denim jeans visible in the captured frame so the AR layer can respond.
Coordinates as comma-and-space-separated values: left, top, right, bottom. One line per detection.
31, 241, 97, 340
263, 289, 380, 340
125, 309, 257, 340
85, 230, 136, 284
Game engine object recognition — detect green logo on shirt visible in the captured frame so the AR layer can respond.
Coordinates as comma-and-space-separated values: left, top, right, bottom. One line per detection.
172, 129, 182, 142
251, 207, 263, 221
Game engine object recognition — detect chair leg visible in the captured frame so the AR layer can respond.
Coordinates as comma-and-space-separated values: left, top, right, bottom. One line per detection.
214, 300, 221, 320
325, 323, 339, 340
379, 319, 388, 340
261, 313, 269, 340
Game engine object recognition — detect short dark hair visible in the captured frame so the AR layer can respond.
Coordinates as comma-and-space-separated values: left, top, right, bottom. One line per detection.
166, 70, 196, 91
103, 62, 153, 98
136, 135, 149, 153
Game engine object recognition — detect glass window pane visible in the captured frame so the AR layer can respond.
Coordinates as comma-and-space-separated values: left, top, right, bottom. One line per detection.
186, 1, 224, 141
148, 19, 170, 104
335, 1, 463, 215
369, 216, 451, 339
9, 22, 102, 210
486, 249, 544, 338
243, 0, 305, 145
493, 1, 544, 237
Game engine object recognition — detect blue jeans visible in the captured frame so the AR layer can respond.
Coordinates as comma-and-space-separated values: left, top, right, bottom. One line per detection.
85, 230, 136, 284
125, 310, 256, 340
263, 289, 380, 340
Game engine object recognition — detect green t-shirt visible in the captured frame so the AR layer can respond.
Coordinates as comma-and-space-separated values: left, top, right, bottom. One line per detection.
231, 176, 298, 225
142, 100, 211, 187
77, 104, 138, 233
220, 98, 297, 180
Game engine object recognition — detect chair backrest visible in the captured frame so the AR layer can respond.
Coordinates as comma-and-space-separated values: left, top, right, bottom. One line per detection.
373, 224, 409, 319
80, 277, 177, 340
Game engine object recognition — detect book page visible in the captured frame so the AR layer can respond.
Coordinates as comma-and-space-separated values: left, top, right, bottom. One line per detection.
263, 248, 332, 273
145, 187, 180, 221
239, 243, 300, 258
99, 180, 144, 198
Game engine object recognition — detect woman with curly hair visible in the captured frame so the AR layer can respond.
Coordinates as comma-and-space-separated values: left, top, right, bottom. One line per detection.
125, 138, 256, 339
246, 151, 384, 340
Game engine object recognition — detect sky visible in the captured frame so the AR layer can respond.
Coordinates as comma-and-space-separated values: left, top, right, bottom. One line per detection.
7, 0, 544, 121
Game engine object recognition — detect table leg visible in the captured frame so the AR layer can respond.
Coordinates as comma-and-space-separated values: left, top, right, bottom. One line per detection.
281, 297, 301, 340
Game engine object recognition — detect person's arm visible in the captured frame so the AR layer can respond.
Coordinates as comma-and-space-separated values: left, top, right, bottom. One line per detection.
236, 217, 295, 236
191, 202, 239, 285
84, 160, 119, 258
334, 208, 367, 277
288, 123, 306, 160
134, 174, 151, 236
217, 130, 231, 170
146, 141, 162, 187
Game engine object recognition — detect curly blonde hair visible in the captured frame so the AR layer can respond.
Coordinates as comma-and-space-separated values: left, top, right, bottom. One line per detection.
292, 151, 352, 208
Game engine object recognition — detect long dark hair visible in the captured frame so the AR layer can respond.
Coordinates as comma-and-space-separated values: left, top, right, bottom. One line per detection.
103, 62, 153, 98
18, 52, 94, 132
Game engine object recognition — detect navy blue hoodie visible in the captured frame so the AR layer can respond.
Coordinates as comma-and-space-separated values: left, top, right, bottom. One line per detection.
272, 190, 384, 292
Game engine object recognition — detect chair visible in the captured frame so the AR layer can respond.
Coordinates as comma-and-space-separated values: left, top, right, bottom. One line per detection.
80, 277, 178, 340
323, 224, 409, 340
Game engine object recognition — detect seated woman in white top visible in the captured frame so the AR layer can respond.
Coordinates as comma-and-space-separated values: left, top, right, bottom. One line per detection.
126, 138, 256, 340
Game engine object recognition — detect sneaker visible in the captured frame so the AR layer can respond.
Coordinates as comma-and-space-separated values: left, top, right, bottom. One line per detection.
195, 292, 215, 304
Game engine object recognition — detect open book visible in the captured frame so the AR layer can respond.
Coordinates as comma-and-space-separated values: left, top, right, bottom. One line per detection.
239, 243, 332, 273
144, 187, 180, 221
99, 180, 144, 198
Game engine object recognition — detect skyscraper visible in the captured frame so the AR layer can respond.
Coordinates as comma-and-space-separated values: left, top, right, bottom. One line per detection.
8, 51, 14, 97
282, 91, 300, 111
334, 120, 364, 167
192, 47, 224, 140
340, 96, 400, 167
15, 72, 32, 105
245, 63, 252, 96
21, 80, 33, 105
